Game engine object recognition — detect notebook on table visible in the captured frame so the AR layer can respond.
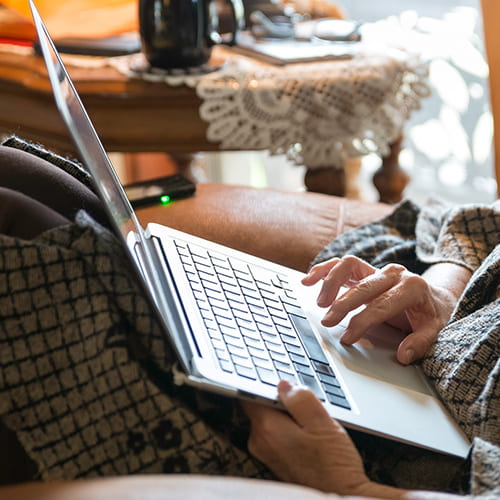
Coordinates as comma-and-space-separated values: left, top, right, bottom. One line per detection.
29, 0, 470, 458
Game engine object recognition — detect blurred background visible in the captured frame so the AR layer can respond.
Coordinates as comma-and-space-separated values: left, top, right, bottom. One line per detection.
207, 0, 497, 205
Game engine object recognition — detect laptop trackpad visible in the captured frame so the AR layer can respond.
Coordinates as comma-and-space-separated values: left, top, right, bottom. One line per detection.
321, 322, 433, 396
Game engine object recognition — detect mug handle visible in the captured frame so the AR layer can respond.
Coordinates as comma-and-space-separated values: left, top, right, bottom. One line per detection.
220, 0, 245, 46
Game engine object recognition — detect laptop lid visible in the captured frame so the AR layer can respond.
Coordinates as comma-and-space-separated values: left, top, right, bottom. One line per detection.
28, 0, 194, 371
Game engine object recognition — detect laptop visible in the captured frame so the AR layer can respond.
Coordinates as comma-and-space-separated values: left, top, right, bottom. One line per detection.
29, 0, 470, 458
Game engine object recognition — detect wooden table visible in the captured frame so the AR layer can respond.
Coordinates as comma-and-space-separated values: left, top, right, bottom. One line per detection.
0, 46, 410, 202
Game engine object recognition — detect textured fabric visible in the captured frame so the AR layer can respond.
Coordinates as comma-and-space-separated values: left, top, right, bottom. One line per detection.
0, 213, 267, 482
314, 199, 500, 497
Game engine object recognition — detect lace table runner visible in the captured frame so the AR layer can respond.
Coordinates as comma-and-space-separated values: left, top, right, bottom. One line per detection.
111, 43, 429, 169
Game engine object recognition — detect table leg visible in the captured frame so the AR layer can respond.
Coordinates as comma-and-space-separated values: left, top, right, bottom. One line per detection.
372, 135, 410, 204
170, 153, 209, 183
304, 166, 346, 197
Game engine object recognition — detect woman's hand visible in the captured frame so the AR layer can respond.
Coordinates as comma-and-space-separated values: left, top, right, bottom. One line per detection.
302, 256, 471, 365
242, 380, 372, 496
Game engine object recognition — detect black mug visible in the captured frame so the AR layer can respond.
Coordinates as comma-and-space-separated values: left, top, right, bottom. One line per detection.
139, 0, 244, 69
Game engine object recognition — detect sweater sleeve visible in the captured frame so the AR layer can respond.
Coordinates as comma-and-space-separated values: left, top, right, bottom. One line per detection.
415, 199, 500, 273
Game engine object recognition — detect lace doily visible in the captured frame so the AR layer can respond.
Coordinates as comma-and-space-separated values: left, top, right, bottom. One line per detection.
110, 52, 223, 88
196, 50, 429, 168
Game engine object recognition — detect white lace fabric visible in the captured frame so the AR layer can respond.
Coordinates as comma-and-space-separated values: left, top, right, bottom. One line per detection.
197, 48, 429, 168
110, 44, 429, 169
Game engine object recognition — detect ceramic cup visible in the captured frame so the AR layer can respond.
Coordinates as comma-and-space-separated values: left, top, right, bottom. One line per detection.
139, 0, 244, 69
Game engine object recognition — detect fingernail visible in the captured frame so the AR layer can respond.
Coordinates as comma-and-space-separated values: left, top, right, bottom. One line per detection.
277, 379, 293, 395
341, 330, 353, 344
405, 349, 415, 364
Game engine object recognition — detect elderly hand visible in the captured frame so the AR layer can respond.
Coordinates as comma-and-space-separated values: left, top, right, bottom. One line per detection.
302, 256, 471, 365
242, 380, 371, 496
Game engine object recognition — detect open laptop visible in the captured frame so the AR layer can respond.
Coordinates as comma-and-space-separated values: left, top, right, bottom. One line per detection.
29, 0, 470, 458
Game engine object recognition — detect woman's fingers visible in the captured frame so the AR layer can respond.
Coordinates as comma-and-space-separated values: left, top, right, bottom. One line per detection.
301, 258, 341, 286
321, 263, 407, 326
276, 380, 335, 431
335, 275, 444, 363
314, 256, 378, 308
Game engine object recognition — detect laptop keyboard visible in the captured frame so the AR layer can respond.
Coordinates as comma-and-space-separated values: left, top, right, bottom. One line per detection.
174, 240, 351, 411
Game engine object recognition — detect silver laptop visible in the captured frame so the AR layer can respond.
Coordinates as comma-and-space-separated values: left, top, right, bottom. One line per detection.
29, 0, 470, 458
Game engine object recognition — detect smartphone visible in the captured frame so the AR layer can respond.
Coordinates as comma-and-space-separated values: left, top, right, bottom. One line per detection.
124, 174, 196, 208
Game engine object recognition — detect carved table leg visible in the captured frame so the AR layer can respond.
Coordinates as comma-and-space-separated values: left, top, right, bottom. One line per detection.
170, 153, 209, 183
304, 166, 346, 197
372, 135, 410, 204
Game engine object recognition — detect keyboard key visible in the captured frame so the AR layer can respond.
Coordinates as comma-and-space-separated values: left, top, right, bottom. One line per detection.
273, 359, 294, 374
297, 372, 324, 400
244, 337, 266, 350
225, 334, 245, 349
312, 360, 333, 375
210, 337, 226, 351
322, 381, 344, 398
218, 359, 234, 373
239, 325, 261, 341
233, 308, 253, 321
275, 324, 294, 336
325, 393, 351, 410
245, 295, 266, 309
289, 314, 329, 364
236, 316, 254, 329
241, 287, 261, 301
230, 258, 250, 272
248, 302, 266, 314
197, 270, 218, 284
276, 370, 298, 384
219, 323, 238, 336
214, 348, 230, 361
263, 296, 280, 306
261, 331, 280, 343
221, 281, 239, 293
289, 351, 309, 366
268, 308, 288, 322
212, 305, 231, 319
225, 290, 245, 302
317, 372, 341, 388
264, 339, 283, 351
231, 352, 254, 369
279, 292, 300, 307
235, 364, 257, 380
225, 336, 246, 350
269, 349, 290, 364
283, 302, 307, 317
285, 343, 306, 357
295, 363, 315, 377
256, 366, 280, 386
252, 355, 274, 370
214, 315, 237, 330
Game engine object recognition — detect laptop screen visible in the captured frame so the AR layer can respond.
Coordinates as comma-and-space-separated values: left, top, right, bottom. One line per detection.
29, 0, 143, 246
